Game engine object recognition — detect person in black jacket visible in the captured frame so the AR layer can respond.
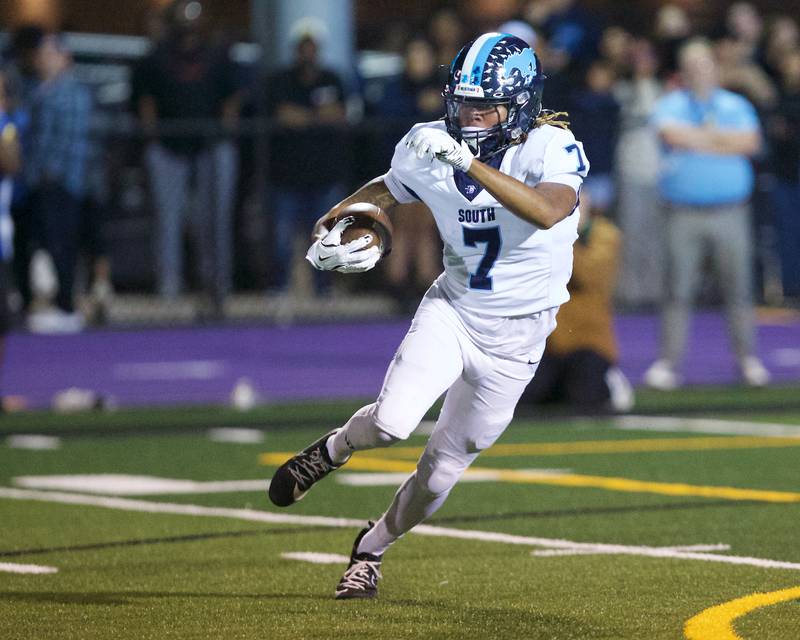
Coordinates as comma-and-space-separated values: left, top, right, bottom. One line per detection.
265, 30, 348, 296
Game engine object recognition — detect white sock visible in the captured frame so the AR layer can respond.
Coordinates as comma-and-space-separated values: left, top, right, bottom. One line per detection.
325, 429, 352, 465
326, 403, 400, 465
356, 471, 451, 557
356, 518, 396, 557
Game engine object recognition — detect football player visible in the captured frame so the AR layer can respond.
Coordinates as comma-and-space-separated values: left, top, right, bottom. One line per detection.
268, 32, 589, 599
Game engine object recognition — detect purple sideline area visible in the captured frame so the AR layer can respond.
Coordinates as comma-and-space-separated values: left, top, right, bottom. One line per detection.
4, 311, 800, 409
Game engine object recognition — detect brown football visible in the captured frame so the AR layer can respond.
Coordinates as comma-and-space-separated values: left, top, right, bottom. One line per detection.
316, 203, 393, 256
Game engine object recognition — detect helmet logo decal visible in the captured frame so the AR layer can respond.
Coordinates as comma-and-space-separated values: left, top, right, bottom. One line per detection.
502, 49, 537, 88
470, 65, 482, 85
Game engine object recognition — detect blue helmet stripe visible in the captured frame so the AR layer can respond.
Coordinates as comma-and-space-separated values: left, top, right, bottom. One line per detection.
460, 32, 504, 86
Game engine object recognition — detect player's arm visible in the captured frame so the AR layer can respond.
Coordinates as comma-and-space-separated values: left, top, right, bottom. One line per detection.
466, 160, 577, 229
659, 124, 760, 155
406, 127, 581, 229
306, 177, 401, 274
312, 177, 401, 236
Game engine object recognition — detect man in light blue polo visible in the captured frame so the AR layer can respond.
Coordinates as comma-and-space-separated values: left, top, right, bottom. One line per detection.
644, 38, 770, 389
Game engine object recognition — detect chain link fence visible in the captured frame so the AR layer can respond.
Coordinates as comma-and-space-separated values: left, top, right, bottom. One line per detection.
69, 115, 424, 327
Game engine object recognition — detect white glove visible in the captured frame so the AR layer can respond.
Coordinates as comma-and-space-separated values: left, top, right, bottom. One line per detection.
305, 217, 382, 274
407, 128, 474, 172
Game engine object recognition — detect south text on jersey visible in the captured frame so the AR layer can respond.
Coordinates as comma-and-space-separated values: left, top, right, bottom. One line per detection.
457, 207, 496, 223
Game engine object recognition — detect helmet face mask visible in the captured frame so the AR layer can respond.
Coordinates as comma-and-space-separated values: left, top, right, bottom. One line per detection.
443, 33, 545, 158
446, 100, 506, 152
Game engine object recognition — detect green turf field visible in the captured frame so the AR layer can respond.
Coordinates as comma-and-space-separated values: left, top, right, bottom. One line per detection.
1, 405, 799, 639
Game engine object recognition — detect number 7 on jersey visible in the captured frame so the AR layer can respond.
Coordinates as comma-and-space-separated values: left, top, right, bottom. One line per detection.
564, 143, 587, 172
463, 226, 502, 291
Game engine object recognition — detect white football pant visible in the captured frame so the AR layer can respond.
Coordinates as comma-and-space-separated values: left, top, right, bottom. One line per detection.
335, 281, 558, 555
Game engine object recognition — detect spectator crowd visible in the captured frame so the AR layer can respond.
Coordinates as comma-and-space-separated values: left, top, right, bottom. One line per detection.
0, 0, 798, 357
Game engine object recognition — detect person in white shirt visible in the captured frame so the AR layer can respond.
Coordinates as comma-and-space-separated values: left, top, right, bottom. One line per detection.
268, 32, 589, 599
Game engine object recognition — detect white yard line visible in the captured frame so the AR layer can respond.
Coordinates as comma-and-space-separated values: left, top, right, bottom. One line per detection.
13, 475, 268, 496
207, 428, 265, 444
5, 435, 62, 450
0, 487, 364, 528
280, 552, 350, 565
614, 416, 800, 438
336, 468, 571, 487
533, 544, 730, 557
0, 562, 58, 574
2, 487, 799, 572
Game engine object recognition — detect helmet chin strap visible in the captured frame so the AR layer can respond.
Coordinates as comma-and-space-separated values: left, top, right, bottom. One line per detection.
460, 127, 487, 152
458, 105, 508, 156
459, 125, 504, 158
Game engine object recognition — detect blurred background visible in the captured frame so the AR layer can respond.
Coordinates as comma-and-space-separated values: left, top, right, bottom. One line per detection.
1, 0, 799, 414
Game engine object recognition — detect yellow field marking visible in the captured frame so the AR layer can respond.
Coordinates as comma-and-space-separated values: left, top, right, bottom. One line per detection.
365, 436, 800, 459
684, 586, 800, 640
493, 470, 800, 503
259, 452, 417, 473
260, 435, 800, 468
258, 453, 800, 503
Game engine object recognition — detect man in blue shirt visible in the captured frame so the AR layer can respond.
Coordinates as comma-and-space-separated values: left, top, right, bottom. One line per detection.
25, 34, 91, 332
644, 38, 769, 389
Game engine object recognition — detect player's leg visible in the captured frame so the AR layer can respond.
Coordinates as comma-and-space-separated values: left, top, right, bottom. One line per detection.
268, 289, 465, 507
354, 357, 535, 558
335, 307, 555, 599
334, 360, 534, 599
517, 351, 565, 406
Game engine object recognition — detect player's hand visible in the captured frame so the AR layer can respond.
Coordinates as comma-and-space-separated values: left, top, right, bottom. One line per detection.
407, 128, 474, 172
305, 217, 382, 273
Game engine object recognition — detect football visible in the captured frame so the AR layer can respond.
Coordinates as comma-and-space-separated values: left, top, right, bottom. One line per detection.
316, 203, 393, 256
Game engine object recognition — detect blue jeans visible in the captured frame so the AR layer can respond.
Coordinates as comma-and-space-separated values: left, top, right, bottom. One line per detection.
771, 181, 800, 298
146, 141, 238, 300
269, 183, 346, 293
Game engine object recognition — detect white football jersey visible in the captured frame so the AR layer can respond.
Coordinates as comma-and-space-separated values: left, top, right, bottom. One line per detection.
383, 120, 590, 317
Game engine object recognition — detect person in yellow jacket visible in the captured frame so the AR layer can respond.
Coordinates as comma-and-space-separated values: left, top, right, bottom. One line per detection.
519, 192, 634, 412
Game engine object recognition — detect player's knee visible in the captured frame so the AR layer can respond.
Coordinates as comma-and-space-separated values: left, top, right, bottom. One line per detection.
373, 425, 403, 447
416, 458, 464, 497
342, 403, 405, 450
370, 405, 413, 444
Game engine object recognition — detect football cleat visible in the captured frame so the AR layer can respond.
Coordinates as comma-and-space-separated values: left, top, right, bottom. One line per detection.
268, 430, 346, 507
335, 523, 383, 600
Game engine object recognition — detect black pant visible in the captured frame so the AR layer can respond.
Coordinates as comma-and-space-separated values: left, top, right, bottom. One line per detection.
520, 349, 612, 412
11, 198, 34, 310
31, 184, 82, 313
0, 261, 11, 334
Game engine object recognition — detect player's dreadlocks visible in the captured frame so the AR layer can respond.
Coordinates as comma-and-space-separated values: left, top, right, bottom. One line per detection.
534, 110, 571, 130
506, 110, 571, 152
